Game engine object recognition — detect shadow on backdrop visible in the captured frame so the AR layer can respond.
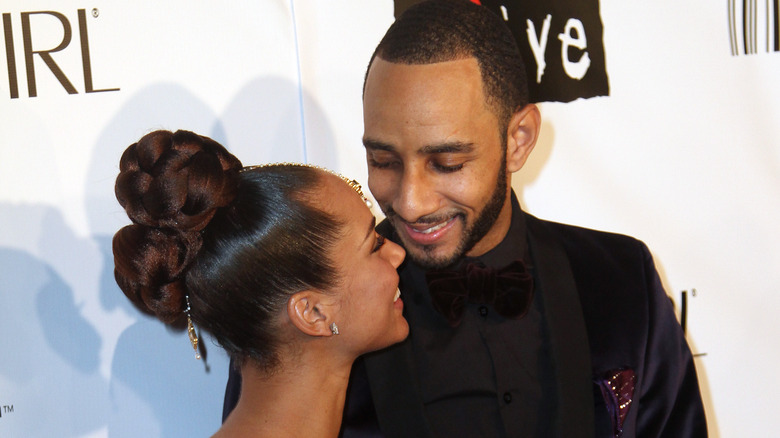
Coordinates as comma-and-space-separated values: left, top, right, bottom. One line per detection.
212, 75, 339, 170
0, 204, 108, 437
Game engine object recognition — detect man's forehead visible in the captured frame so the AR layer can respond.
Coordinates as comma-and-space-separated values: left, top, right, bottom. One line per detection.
363, 57, 488, 125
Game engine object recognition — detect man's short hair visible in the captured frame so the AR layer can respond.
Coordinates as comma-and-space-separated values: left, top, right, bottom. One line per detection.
365, 0, 529, 129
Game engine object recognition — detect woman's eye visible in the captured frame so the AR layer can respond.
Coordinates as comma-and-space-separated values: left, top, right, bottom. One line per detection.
372, 234, 386, 253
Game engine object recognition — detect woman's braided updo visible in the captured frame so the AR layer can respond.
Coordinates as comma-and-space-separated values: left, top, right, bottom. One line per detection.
112, 130, 342, 369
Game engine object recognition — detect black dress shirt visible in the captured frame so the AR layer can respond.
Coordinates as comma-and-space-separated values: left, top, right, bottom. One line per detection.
398, 194, 556, 437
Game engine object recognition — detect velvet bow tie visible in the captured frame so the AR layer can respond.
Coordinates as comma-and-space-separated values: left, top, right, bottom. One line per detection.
425, 259, 534, 327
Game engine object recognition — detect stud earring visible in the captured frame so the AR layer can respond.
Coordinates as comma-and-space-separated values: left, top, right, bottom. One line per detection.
330, 322, 339, 335
185, 295, 201, 359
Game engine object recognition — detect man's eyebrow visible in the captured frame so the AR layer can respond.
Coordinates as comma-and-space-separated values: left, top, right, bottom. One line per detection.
363, 138, 395, 151
419, 141, 474, 154
362, 139, 474, 155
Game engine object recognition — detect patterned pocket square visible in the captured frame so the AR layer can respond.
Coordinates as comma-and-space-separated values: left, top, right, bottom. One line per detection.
596, 368, 637, 438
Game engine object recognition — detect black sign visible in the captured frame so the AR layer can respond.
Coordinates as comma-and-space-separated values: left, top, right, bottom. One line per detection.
394, 0, 609, 103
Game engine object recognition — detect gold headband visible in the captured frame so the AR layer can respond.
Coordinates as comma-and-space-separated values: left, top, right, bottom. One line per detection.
240, 163, 371, 207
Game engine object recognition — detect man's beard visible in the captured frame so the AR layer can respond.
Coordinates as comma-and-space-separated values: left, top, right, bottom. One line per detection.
384, 161, 507, 270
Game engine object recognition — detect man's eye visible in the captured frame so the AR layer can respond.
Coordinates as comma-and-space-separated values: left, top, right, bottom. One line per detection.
372, 234, 386, 253
368, 158, 397, 169
432, 162, 464, 173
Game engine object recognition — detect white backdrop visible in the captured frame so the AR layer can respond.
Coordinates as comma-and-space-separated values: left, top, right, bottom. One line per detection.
0, 1, 777, 437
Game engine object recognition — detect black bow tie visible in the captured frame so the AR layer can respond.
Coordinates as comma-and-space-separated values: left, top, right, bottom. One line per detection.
425, 259, 534, 327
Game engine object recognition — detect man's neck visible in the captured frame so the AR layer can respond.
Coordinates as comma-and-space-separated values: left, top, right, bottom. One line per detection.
466, 191, 528, 268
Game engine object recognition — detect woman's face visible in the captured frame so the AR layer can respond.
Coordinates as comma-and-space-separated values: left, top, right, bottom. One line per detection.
319, 173, 409, 354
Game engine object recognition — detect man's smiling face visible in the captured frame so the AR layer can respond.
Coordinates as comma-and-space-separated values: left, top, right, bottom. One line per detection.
362, 57, 513, 269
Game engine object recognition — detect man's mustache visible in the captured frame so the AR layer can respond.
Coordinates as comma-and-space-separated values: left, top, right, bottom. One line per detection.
383, 207, 463, 227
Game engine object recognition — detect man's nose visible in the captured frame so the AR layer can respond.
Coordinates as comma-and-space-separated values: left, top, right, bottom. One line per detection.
393, 168, 439, 223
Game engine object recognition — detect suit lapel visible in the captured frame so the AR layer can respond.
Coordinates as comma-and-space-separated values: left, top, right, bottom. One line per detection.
526, 213, 595, 437
363, 337, 434, 437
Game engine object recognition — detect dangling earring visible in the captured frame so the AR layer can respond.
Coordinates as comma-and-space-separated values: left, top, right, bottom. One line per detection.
330, 322, 340, 335
185, 295, 201, 359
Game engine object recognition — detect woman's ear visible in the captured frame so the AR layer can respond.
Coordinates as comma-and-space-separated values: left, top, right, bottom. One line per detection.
505, 103, 541, 173
287, 291, 335, 337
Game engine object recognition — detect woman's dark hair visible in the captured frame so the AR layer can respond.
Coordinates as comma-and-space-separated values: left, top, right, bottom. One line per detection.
112, 129, 343, 370
365, 0, 528, 132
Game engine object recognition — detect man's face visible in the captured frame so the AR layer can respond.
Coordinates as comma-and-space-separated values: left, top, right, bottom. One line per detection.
362, 57, 513, 269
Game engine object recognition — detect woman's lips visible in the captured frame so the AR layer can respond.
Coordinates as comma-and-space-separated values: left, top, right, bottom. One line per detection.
393, 287, 404, 311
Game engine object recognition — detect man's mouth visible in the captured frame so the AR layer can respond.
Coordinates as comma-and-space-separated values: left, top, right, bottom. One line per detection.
399, 216, 458, 244
393, 287, 401, 302
412, 220, 451, 234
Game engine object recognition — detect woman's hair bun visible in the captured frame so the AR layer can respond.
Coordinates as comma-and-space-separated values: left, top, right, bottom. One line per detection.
113, 224, 203, 323
115, 130, 243, 233
112, 130, 242, 322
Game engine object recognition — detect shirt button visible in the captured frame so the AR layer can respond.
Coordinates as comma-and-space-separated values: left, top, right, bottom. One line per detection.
479, 306, 488, 317
503, 392, 512, 404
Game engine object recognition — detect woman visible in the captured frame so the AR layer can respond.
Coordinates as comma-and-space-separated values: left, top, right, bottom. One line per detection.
112, 129, 408, 437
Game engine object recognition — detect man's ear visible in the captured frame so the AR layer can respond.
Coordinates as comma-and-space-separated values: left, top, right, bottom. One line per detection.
505, 103, 541, 173
287, 291, 334, 337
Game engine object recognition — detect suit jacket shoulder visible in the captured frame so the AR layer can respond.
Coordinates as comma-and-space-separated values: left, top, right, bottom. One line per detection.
528, 215, 662, 369
526, 213, 707, 437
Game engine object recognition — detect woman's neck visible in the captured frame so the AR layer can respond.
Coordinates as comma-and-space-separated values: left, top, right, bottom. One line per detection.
215, 353, 353, 437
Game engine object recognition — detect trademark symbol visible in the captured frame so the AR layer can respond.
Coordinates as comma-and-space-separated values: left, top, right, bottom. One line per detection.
92, 8, 99, 18
1, 404, 14, 417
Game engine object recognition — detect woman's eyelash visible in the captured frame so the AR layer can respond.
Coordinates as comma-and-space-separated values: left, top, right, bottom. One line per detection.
372, 234, 386, 252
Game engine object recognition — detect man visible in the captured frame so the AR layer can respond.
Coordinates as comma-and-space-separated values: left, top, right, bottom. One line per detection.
353, 0, 706, 436
225, 1, 706, 436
